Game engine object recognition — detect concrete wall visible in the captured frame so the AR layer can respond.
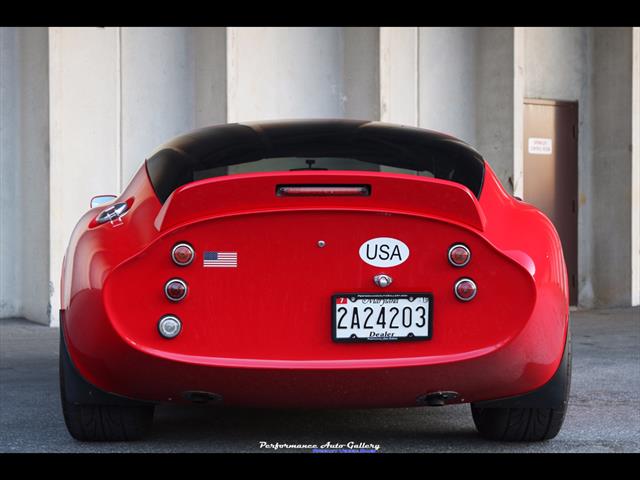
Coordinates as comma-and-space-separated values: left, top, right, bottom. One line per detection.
632, 27, 640, 306
121, 27, 227, 189
194, 27, 227, 128
523, 27, 595, 307
19, 29, 50, 324
380, 27, 418, 126
521, 26, 638, 307
592, 27, 634, 307
227, 27, 378, 123
475, 27, 515, 191
380, 27, 515, 188
48, 27, 226, 325
0, 27, 21, 318
0, 27, 49, 324
121, 28, 195, 186
227, 27, 379, 175
2, 27, 639, 325
343, 27, 380, 120
49, 28, 120, 326
228, 27, 344, 122
417, 27, 477, 145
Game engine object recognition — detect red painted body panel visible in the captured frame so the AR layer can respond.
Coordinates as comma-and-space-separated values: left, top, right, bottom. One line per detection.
154, 172, 487, 232
61, 151, 569, 408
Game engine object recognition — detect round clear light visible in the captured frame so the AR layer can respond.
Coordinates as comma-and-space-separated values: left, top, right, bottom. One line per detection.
454, 278, 477, 301
158, 315, 182, 338
448, 244, 471, 267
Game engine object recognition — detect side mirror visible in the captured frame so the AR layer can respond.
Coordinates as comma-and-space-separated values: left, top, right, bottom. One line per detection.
90, 195, 117, 208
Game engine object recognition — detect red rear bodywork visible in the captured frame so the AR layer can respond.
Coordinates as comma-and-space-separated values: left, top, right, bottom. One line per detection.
61, 121, 569, 408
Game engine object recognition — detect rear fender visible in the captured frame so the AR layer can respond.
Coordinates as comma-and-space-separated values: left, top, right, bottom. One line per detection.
59, 311, 153, 406
473, 324, 571, 408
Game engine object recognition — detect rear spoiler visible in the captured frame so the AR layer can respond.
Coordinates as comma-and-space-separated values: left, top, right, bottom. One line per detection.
154, 171, 486, 232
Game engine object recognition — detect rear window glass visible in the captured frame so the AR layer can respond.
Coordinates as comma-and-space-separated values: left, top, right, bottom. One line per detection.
193, 157, 436, 181
146, 121, 485, 203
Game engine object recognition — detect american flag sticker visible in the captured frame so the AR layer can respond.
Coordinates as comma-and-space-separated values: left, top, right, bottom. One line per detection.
203, 251, 238, 268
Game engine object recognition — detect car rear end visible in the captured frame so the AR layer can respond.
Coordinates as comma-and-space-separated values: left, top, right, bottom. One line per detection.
61, 120, 572, 442
93, 169, 554, 408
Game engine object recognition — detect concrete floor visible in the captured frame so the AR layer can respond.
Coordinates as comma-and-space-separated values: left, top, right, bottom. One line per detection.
0, 308, 638, 453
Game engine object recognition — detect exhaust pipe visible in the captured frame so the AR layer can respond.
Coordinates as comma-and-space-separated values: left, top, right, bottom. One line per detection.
416, 391, 459, 406
183, 391, 223, 405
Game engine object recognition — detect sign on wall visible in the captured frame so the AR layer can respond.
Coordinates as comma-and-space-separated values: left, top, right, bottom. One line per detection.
528, 137, 553, 155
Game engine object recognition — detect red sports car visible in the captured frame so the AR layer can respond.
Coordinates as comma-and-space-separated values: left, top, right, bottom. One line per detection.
59, 119, 571, 442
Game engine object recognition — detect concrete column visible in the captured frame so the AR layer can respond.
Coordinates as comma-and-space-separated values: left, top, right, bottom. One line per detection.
513, 27, 525, 199
381, 27, 515, 188
0, 28, 21, 319
0, 27, 49, 324
121, 27, 196, 187
592, 27, 634, 307
227, 27, 379, 122
121, 28, 228, 187
226, 27, 379, 172
194, 27, 227, 127
227, 27, 345, 122
475, 27, 516, 193
417, 27, 477, 144
631, 27, 639, 306
343, 27, 379, 120
49, 28, 120, 326
48, 27, 227, 325
380, 27, 418, 126
19, 28, 50, 324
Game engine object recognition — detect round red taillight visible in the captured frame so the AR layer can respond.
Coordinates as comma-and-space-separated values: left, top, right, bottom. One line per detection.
165, 278, 187, 301
448, 244, 471, 267
172, 243, 194, 266
454, 278, 477, 301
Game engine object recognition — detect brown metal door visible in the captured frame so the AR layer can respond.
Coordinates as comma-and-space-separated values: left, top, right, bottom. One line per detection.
523, 99, 578, 305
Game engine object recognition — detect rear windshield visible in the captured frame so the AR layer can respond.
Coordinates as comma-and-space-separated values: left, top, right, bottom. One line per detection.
146, 121, 485, 203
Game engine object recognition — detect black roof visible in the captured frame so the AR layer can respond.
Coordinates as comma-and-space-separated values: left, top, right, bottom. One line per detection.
145, 119, 485, 203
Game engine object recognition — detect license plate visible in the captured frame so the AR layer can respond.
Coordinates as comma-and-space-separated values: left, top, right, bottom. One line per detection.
332, 293, 432, 342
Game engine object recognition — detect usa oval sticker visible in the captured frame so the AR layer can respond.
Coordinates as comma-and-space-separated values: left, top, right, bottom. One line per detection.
359, 237, 410, 267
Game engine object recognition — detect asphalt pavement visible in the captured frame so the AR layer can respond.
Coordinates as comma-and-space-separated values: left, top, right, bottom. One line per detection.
1, 307, 638, 453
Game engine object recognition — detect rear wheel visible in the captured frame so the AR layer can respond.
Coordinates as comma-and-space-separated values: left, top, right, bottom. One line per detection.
471, 403, 568, 442
471, 330, 571, 442
61, 397, 154, 442
59, 330, 154, 441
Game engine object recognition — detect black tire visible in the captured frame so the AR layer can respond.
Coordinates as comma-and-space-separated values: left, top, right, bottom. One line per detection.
59, 335, 154, 441
471, 331, 571, 442
61, 398, 154, 442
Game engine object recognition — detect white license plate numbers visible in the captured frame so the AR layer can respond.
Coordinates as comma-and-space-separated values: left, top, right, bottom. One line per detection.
332, 293, 432, 342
